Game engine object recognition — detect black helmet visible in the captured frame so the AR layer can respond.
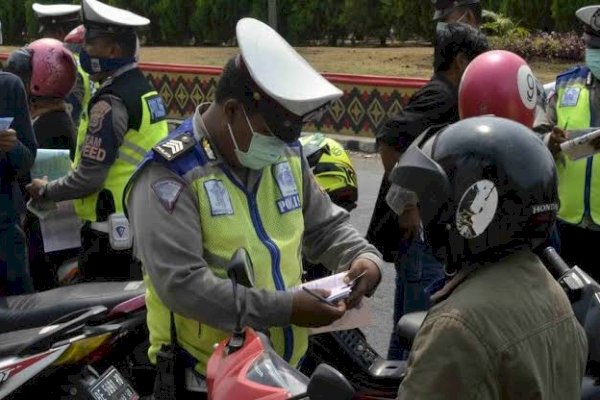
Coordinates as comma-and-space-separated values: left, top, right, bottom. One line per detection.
432, 0, 481, 21
388, 116, 558, 272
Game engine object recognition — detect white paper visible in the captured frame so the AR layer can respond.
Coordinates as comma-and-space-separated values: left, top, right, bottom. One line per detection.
0, 117, 14, 130
290, 272, 373, 334
560, 129, 600, 161
39, 201, 82, 253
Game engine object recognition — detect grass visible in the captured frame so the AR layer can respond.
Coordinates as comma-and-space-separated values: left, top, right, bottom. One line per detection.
0, 45, 574, 83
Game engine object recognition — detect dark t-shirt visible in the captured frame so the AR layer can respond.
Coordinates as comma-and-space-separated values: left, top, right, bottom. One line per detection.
33, 110, 77, 161
377, 73, 459, 152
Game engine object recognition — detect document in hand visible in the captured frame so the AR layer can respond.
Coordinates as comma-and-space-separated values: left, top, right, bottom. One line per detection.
560, 128, 600, 161
291, 272, 373, 334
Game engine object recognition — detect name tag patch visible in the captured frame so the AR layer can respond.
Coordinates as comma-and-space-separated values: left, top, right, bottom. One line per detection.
273, 161, 300, 213
204, 180, 234, 216
277, 194, 301, 214
560, 87, 581, 107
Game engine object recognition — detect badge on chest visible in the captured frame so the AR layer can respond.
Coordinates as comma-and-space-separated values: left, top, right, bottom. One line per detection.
274, 161, 301, 214
560, 87, 581, 107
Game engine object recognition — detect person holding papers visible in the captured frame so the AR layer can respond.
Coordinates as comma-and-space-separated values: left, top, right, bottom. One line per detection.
534, 5, 600, 282
0, 72, 37, 296
124, 18, 382, 398
26, 0, 168, 283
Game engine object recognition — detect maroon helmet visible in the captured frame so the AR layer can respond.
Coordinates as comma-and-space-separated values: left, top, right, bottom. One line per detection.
6, 38, 77, 98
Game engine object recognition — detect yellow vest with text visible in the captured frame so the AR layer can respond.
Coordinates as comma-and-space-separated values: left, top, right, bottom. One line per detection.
73, 56, 94, 167
555, 66, 600, 226
74, 69, 168, 222
132, 123, 308, 375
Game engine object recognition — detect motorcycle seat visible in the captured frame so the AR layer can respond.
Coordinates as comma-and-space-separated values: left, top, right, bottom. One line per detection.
0, 281, 145, 334
396, 311, 427, 349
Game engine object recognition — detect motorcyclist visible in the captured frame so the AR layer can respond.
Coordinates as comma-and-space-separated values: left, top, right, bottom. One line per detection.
389, 116, 588, 399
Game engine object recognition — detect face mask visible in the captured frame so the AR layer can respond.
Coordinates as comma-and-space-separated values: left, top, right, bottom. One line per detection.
79, 48, 137, 75
586, 48, 600, 79
228, 106, 286, 170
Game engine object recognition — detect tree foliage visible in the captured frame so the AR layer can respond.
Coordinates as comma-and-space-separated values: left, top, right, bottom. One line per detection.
0, 0, 590, 46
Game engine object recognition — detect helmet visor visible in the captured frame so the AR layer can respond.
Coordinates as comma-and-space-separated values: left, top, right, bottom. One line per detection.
388, 134, 451, 227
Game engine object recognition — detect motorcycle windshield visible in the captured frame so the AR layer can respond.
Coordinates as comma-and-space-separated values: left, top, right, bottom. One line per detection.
246, 348, 309, 395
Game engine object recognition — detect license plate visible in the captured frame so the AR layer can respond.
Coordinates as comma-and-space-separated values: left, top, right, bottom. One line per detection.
88, 366, 139, 400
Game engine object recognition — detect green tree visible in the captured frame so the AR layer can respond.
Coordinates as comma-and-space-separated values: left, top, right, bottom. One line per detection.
551, 0, 590, 32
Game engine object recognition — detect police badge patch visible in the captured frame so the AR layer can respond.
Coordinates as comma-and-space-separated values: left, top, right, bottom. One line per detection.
273, 162, 301, 214
152, 179, 185, 213
560, 87, 581, 107
204, 180, 234, 216
146, 95, 167, 124
153, 134, 195, 161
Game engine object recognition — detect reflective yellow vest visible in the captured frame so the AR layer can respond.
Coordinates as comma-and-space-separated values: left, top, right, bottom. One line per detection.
555, 66, 600, 226
131, 120, 308, 375
74, 68, 168, 222
73, 56, 94, 167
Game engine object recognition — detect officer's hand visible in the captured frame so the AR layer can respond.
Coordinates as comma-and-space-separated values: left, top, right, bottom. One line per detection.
291, 289, 346, 327
591, 136, 600, 151
344, 258, 381, 309
26, 176, 48, 200
0, 129, 18, 152
398, 205, 420, 240
548, 127, 569, 155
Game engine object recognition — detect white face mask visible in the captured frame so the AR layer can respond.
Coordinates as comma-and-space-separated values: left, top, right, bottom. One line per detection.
227, 106, 286, 170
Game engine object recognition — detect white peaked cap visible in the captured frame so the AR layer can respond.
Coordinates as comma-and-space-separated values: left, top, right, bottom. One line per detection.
577, 5, 600, 31
82, 0, 150, 27
32, 3, 81, 18
236, 18, 342, 117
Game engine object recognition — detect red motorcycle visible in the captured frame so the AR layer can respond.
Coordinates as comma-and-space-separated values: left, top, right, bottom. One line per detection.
206, 248, 355, 400
0, 281, 152, 399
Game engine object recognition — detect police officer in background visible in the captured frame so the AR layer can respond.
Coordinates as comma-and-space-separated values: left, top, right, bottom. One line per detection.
27, 0, 168, 282
534, 5, 600, 282
432, 0, 483, 27
125, 18, 382, 398
32, 3, 81, 41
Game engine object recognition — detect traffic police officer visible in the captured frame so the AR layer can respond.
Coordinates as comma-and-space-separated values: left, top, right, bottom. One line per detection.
27, 0, 168, 282
125, 18, 383, 397
534, 5, 600, 282
32, 3, 81, 40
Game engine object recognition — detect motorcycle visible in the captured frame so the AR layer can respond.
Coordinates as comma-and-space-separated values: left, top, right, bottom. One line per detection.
0, 280, 154, 399
206, 248, 355, 400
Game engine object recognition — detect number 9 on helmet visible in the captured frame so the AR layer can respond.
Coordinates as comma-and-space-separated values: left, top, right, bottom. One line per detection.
458, 50, 540, 128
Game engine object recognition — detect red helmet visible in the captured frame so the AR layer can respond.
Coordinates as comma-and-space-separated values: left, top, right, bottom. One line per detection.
64, 25, 85, 45
6, 38, 77, 98
459, 50, 538, 128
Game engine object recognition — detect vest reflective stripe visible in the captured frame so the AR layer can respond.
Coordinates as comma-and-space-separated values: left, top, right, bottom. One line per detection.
74, 91, 168, 222
73, 56, 93, 168
555, 72, 600, 225
144, 148, 308, 375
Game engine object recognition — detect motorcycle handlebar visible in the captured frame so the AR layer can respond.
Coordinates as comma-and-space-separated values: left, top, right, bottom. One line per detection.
541, 247, 571, 279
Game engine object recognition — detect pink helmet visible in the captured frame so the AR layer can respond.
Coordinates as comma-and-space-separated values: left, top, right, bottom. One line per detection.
64, 25, 85, 45
6, 38, 77, 98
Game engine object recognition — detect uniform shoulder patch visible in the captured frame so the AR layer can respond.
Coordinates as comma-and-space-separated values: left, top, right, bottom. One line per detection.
146, 94, 167, 124
153, 133, 195, 161
151, 179, 185, 213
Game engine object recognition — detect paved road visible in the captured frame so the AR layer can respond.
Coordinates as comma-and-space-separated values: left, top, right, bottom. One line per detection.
347, 153, 396, 357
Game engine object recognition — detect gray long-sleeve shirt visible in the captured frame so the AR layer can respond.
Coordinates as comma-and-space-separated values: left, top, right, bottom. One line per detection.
127, 110, 383, 333
44, 65, 137, 203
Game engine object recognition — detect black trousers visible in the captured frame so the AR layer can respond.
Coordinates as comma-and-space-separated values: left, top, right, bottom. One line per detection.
0, 222, 33, 295
79, 223, 142, 282
557, 220, 600, 283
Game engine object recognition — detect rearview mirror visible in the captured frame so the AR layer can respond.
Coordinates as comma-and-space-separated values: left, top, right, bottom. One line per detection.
306, 364, 354, 400
227, 248, 255, 288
